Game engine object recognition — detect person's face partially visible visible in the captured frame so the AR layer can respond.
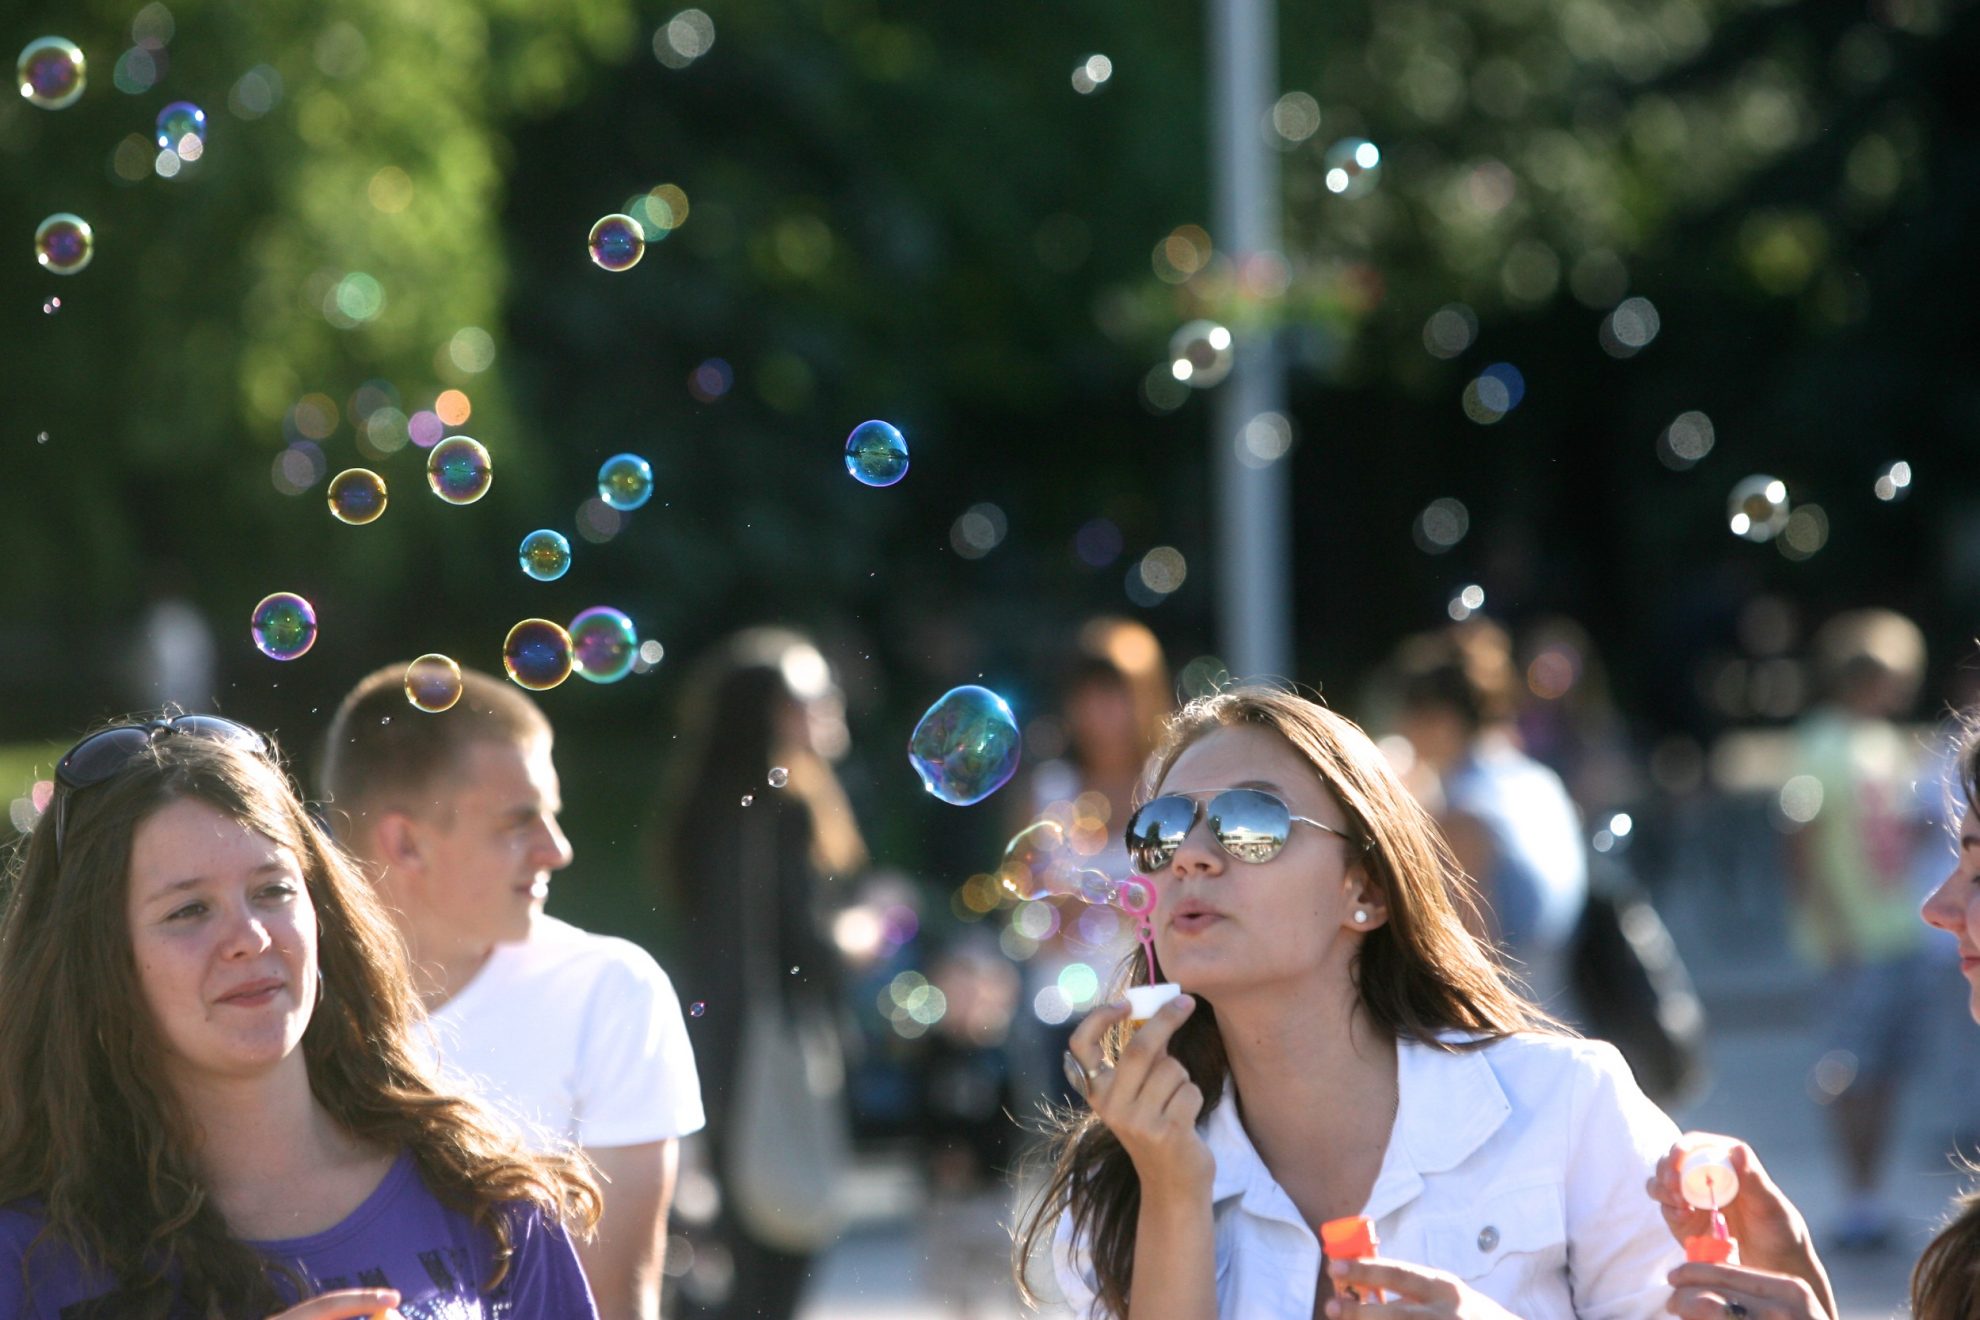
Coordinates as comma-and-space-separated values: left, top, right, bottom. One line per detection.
413, 735, 573, 947
1923, 804, 1980, 1023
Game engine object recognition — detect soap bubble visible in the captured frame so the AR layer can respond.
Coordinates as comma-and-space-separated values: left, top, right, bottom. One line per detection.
909, 685, 1020, 806
844, 420, 909, 487
1323, 137, 1382, 198
18, 38, 85, 110
154, 100, 205, 152
569, 606, 637, 683
503, 619, 574, 691
325, 468, 387, 525
588, 214, 646, 272
35, 214, 93, 274
1169, 320, 1234, 388
518, 529, 572, 582
1727, 475, 1791, 542
689, 1001, 706, 1018
404, 654, 463, 712
1079, 871, 1120, 906
767, 766, 790, 788
999, 821, 1080, 900
250, 592, 317, 661
427, 436, 492, 504
597, 452, 654, 510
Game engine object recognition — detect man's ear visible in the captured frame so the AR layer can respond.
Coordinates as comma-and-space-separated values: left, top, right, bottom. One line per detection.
369, 809, 427, 882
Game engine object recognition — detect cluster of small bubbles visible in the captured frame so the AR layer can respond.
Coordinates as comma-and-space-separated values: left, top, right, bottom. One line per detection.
950, 503, 1008, 559
1422, 303, 1478, 359
1071, 53, 1113, 94
1656, 411, 1716, 470
688, 1001, 706, 1018
1413, 497, 1470, 553
633, 639, 666, 673
1169, 320, 1234, 388
251, 592, 318, 661
654, 8, 715, 67
518, 530, 572, 582
326, 468, 387, 525
588, 214, 646, 272
570, 606, 638, 683
1462, 363, 1525, 424
1727, 475, 1791, 542
1152, 224, 1213, 284
154, 100, 205, 155
270, 441, 328, 496
845, 420, 910, 487
575, 498, 624, 545
1873, 460, 1912, 501
404, 654, 464, 713
909, 685, 1021, 806
1600, 296, 1661, 357
597, 452, 654, 510
18, 37, 86, 109
1236, 412, 1294, 469
767, 766, 790, 789
503, 619, 574, 691
687, 358, 733, 403
1778, 505, 1829, 561
427, 436, 492, 504
1322, 138, 1382, 197
1074, 518, 1123, 568
1270, 91, 1321, 145
1447, 583, 1487, 621
1591, 811, 1635, 854
41, 297, 60, 314
35, 214, 93, 275
227, 64, 282, 119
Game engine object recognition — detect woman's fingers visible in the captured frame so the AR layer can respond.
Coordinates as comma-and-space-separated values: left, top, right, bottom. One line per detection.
1329, 1259, 1461, 1309
1066, 1001, 1130, 1068
266, 1290, 402, 1320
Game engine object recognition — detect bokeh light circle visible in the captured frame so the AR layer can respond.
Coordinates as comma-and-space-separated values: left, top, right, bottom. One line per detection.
503, 619, 574, 691
518, 529, 572, 582
570, 606, 638, 684
588, 214, 646, 272
427, 436, 492, 504
597, 452, 654, 510
844, 420, 909, 487
17, 38, 85, 110
1727, 475, 1791, 542
404, 654, 464, 712
250, 592, 317, 661
325, 468, 387, 525
1169, 320, 1234, 388
1323, 137, 1382, 198
908, 685, 1020, 806
34, 213, 92, 274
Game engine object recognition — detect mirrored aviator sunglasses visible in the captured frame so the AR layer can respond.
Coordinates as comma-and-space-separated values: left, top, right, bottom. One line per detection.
52, 715, 269, 858
1124, 788, 1358, 871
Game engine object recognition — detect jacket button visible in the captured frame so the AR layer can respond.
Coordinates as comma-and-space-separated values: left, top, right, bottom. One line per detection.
1477, 1226, 1499, 1252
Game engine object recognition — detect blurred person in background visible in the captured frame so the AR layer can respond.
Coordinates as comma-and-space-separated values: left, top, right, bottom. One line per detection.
1512, 616, 1645, 819
1783, 608, 1932, 1251
1393, 619, 1589, 1016
652, 628, 867, 1320
320, 666, 703, 1320
0, 716, 599, 1317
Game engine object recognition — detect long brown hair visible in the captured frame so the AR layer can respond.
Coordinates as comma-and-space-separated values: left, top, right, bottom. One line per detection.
0, 725, 600, 1317
1014, 686, 1561, 1318
1911, 715, 1980, 1320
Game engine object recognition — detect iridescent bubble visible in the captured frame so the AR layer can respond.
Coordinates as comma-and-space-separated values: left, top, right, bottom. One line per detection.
154, 100, 205, 152
1169, 320, 1234, 388
325, 468, 387, 525
768, 766, 790, 788
909, 685, 1020, 806
18, 38, 85, 110
35, 214, 93, 275
999, 821, 1079, 900
844, 420, 909, 487
1727, 475, 1791, 543
1322, 137, 1382, 198
250, 592, 317, 661
569, 606, 637, 683
588, 214, 646, 272
427, 436, 491, 504
597, 452, 653, 510
689, 1001, 706, 1018
404, 654, 463, 712
1078, 871, 1120, 906
503, 619, 574, 691
518, 529, 572, 582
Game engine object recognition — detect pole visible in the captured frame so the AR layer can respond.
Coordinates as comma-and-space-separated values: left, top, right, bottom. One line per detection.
1208, 0, 1292, 683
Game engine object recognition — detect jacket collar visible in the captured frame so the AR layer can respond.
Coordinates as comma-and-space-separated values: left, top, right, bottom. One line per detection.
1203, 1032, 1513, 1222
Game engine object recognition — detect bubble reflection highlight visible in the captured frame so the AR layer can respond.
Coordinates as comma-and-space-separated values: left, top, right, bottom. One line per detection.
908, 685, 1020, 806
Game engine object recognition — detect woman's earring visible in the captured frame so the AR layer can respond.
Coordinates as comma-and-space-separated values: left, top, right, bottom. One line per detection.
1353, 909, 1368, 925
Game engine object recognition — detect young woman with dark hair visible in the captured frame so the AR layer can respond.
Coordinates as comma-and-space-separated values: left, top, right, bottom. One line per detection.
0, 715, 601, 1318
1017, 686, 1683, 1320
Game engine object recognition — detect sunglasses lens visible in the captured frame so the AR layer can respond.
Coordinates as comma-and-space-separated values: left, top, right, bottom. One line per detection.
1126, 796, 1196, 870
173, 715, 267, 754
55, 727, 152, 789
1208, 789, 1292, 863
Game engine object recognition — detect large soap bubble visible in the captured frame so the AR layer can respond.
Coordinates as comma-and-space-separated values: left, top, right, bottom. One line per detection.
154, 101, 206, 152
518, 529, 572, 581
404, 654, 463, 712
908, 685, 1019, 806
35, 214, 92, 274
326, 468, 387, 525
18, 38, 85, 110
503, 619, 574, 691
844, 420, 909, 487
569, 606, 637, 683
250, 592, 317, 661
588, 214, 645, 272
427, 436, 492, 504
597, 452, 653, 510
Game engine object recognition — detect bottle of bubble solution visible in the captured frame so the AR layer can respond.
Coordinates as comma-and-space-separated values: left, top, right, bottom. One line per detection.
1679, 1145, 1741, 1265
1320, 1217, 1387, 1303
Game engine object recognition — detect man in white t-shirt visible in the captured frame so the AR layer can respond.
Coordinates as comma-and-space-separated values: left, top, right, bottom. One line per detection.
319, 663, 704, 1320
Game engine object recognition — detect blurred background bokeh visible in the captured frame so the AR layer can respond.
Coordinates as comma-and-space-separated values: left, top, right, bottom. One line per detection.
6, 0, 1980, 1313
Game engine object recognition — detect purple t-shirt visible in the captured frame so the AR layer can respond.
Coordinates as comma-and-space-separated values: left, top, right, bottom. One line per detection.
0, 1150, 598, 1318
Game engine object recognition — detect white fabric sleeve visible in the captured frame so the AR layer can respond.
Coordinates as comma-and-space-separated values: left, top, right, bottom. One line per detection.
1563, 1040, 1685, 1320
570, 946, 706, 1147
1051, 1205, 1105, 1320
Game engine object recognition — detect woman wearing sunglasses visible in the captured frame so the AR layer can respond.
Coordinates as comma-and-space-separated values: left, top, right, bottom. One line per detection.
1016, 687, 1682, 1320
0, 716, 602, 1318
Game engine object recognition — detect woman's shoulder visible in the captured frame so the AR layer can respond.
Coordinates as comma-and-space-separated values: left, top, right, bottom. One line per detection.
1426, 1029, 1639, 1096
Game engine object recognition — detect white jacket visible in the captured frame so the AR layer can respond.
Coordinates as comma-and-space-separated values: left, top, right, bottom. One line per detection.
1054, 1031, 1683, 1320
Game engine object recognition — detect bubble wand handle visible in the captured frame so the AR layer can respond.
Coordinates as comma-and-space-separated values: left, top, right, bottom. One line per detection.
1117, 876, 1160, 982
